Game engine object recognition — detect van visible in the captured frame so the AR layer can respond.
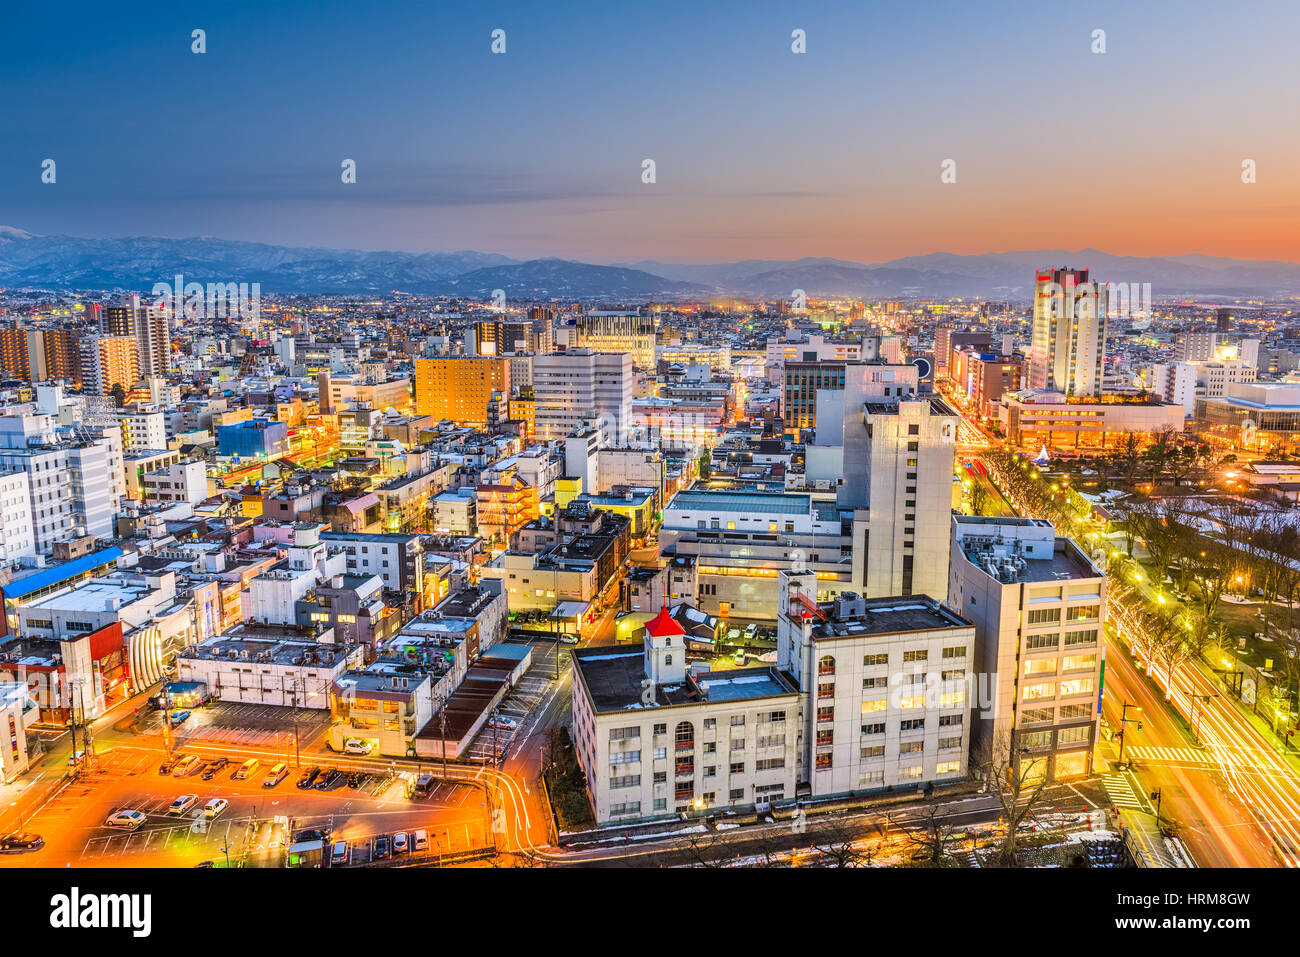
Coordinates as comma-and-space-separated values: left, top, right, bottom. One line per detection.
330, 841, 348, 866
263, 762, 289, 787
413, 829, 428, 852
413, 774, 435, 798
233, 758, 260, 780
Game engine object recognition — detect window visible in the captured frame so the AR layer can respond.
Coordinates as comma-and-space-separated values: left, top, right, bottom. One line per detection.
652, 748, 667, 760
861, 745, 885, 759
653, 723, 667, 735
729, 788, 745, 800
860, 700, 885, 714
903, 649, 928, 662
816, 729, 833, 746
1066, 604, 1100, 621
1058, 725, 1090, 745
1064, 629, 1098, 647
703, 742, 716, 754
653, 771, 666, 784
609, 751, 641, 764
936, 761, 961, 776
1022, 681, 1056, 701
1059, 703, 1091, 720
675, 721, 694, 751
1025, 633, 1058, 651
610, 726, 640, 741
756, 757, 784, 771
899, 765, 923, 780
862, 676, 887, 690
730, 715, 745, 727
938, 736, 962, 751
653, 799, 667, 811
818, 655, 836, 676
899, 740, 924, 754
817, 682, 835, 699
1062, 653, 1097, 673
861, 722, 886, 736
814, 753, 832, 770
817, 705, 835, 722
938, 713, 963, 727
702, 718, 715, 730
609, 775, 641, 789
610, 802, 641, 817
1024, 658, 1056, 676
756, 734, 785, 748
1021, 730, 1053, 749
1027, 608, 1061, 625
1020, 708, 1053, 724
1059, 677, 1094, 696
900, 718, 925, 732
762, 710, 786, 723
730, 738, 745, 751
730, 761, 744, 774
941, 669, 964, 681
941, 645, 966, 659
899, 695, 925, 710
863, 653, 889, 667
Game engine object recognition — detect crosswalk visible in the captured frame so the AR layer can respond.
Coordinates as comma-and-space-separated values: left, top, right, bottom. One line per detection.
1125, 746, 1212, 765
1102, 774, 1144, 810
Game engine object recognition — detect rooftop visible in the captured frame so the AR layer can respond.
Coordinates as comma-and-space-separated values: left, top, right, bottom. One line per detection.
667, 489, 812, 516
573, 644, 797, 713
806, 594, 972, 640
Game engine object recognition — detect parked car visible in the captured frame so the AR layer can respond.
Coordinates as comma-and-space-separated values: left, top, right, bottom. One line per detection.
293, 828, 330, 844
168, 794, 198, 815
66, 750, 86, 765
296, 766, 321, 789
105, 809, 147, 829
0, 832, 44, 853
343, 739, 373, 755
172, 754, 201, 777
321, 770, 348, 791
346, 771, 365, 789
169, 709, 192, 726
372, 835, 390, 860
233, 758, 260, 780
312, 768, 337, 790
203, 798, 228, 818
158, 754, 183, 775
200, 757, 230, 780
488, 715, 517, 731
392, 832, 409, 854
330, 841, 349, 866
263, 762, 289, 787
413, 829, 429, 852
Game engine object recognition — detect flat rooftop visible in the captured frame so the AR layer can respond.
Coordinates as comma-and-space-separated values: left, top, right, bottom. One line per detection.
807, 594, 972, 640
573, 645, 798, 713
667, 489, 812, 516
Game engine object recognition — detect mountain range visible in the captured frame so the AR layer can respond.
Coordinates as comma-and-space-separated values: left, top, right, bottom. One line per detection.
2, 227, 1298, 300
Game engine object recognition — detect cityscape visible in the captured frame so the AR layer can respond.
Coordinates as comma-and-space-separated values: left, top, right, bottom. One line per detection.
0, 0, 1296, 934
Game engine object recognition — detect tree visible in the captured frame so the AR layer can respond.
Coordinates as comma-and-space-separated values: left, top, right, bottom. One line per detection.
109, 382, 127, 408
968, 480, 990, 517
980, 732, 1052, 867
1143, 427, 1176, 488
1111, 431, 1143, 487
888, 799, 955, 866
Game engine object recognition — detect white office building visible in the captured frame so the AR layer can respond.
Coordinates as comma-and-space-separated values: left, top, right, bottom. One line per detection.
533, 350, 633, 445
947, 515, 1105, 782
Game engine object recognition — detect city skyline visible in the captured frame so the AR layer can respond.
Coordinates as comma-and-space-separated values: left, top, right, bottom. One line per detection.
3, 0, 1298, 263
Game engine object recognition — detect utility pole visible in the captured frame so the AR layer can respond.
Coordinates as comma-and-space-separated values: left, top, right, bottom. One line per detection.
438, 695, 448, 780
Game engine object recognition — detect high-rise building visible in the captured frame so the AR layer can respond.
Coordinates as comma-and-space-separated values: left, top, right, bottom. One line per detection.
1028, 267, 1109, 397
947, 515, 1105, 782
103, 294, 171, 378
533, 350, 633, 444
1175, 331, 1218, 363
575, 311, 655, 368
1215, 308, 1233, 333
0, 328, 82, 387
79, 335, 140, 397
412, 356, 511, 427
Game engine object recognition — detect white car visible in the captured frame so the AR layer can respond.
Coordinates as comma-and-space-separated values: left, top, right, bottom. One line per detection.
105, 809, 146, 829
343, 739, 373, 755
203, 798, 228, 819
488, 716, 517, 731
392, 832, 409, 854
66, 750, 86, 765
168, 794, 198, 815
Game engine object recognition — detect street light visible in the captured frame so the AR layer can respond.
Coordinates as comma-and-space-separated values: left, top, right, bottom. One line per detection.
1117, 701, 1143, 768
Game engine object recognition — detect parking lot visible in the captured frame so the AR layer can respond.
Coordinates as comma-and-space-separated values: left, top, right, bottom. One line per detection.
136, 702, 334, 750
1, 746, 491, 868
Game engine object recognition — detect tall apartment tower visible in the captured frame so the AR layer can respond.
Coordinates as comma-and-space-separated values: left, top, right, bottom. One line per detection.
412, 356, 511, 427
1028, 268, 1109, 397
103, 294, 170, 378
532, 349, 633, 444
947, 515, 1105, 783
79, 335, 140, 397
0, 328, 82, 387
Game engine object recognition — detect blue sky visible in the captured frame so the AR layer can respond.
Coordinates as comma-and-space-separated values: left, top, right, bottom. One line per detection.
1, 0, 1297, 262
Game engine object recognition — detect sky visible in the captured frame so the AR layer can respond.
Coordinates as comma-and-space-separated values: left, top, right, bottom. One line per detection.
1, 0, 1297, 264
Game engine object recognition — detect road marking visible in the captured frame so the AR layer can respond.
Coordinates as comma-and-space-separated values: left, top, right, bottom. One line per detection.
1102, 774, 1143, 809
1126, 746, 1213, 765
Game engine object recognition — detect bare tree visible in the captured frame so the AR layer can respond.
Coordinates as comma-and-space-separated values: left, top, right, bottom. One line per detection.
888, 799, 956, 867
981, 731, 1052, 867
